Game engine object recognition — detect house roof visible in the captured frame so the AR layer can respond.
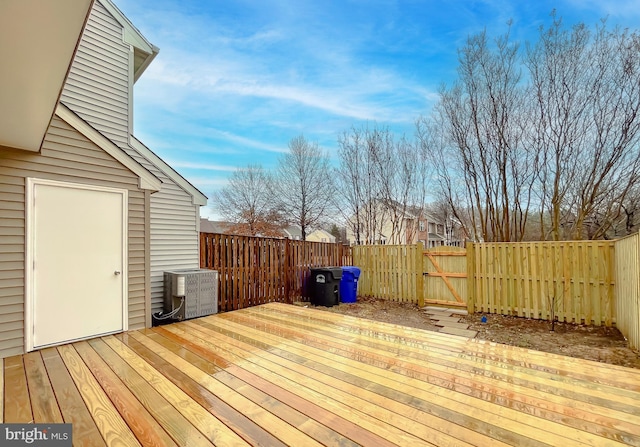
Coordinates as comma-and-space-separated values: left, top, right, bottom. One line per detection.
130, 137, 207, 205
200, 219, 237, 234
99, 0, 159, 82
307, 229, 337, 243
0, 0, 93, 152
381, 199, 429, 221
283, 226, 303, 239
309, 228, 334, 238
57, 103, 161, 191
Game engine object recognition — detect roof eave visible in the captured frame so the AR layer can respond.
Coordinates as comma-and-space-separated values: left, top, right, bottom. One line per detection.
99, 0, 159, 81
0, 0, 94, 152
57, 103, 161, 191
130, 136, 208, 205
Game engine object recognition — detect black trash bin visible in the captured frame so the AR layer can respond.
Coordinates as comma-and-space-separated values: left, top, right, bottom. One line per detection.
309, 267, 342, 307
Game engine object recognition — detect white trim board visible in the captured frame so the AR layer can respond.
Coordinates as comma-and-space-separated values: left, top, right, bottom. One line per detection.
55, 103, 161, 192
129, 136, 207, 205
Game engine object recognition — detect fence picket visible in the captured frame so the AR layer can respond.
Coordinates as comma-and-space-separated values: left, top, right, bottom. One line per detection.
200, 233, 352, 312
201, 233, 639, 348
615, 234, 640, 350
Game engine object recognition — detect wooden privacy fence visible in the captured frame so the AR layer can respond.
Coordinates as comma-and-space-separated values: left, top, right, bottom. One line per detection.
352, 244, 423, 304
354, 240, 620, 327
423, 246, 467, 308
614, 233, 640, 350
468, 241, 615, 326
353, 244, 467, 308
200, 233, 352, 312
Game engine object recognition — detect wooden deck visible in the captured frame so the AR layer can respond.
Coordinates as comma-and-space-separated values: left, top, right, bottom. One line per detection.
2, 302, 640, 446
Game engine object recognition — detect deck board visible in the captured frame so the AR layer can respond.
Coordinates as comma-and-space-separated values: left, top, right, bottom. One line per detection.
40, 347, 106, 447
23, 352, 63, 424
73, 340, 178, 447
3, 355, 33, 423
231, 306, 640, 441
57, 344, 141, 446
2, 302, 639, 446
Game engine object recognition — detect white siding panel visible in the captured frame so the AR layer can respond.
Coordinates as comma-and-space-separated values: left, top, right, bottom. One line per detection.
120, 147, 200, 315
60, 0, 130, 146
58, 0, 201, 321
0, 117, 148, 358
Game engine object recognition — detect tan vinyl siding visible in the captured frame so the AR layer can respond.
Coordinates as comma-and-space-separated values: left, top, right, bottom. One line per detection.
60, 0, 130, 147
0, 116, 148, 358
120, 148, 200, 315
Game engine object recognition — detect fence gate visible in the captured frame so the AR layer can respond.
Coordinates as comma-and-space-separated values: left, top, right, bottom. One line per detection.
423, 246, 467, 308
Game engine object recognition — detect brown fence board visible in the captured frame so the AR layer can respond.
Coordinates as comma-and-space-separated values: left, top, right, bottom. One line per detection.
200, 233, 352, 312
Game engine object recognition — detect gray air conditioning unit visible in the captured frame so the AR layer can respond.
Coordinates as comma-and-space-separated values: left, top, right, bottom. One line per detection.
163, 269, 218, 321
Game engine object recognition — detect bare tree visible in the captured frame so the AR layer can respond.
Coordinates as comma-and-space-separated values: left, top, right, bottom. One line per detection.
337, 125, 430, 245
336, 126, 387, 244
375, 133, 430, 244
274, 135, 335, 241
216, 164, 283, 236
426, 17, 640, 242
417, 116, 478, 240
336, 128, 366, 245
429, 28, 535, 242
616, 184, 640, 237
526, 17, 640, 240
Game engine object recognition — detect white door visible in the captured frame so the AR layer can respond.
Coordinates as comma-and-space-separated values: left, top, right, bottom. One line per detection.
27, 179, 127, 351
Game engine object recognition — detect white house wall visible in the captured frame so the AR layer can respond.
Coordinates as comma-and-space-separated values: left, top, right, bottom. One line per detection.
60, 0, 130, 147
60, 0, 202, 317
0, 116, 148, 358
121, 147, 200, 315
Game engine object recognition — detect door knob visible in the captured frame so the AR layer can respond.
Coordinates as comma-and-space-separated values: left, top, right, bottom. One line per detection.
114, 271, 121, 275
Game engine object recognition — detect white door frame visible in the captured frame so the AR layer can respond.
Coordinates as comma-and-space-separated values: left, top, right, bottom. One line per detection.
25, 178, 129, 352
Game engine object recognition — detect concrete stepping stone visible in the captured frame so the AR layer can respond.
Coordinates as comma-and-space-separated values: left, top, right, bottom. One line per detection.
428, 315, 461, 323
433, 321, 470, 330
438, 327, 478, 338
445, 308, 469, 316
424, 310, 454, 317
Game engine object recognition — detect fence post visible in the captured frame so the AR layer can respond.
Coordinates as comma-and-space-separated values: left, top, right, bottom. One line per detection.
200, 232, 206, 268
466, 241, 475, 314
284, 237, 291, 303
416, 242, 424, 307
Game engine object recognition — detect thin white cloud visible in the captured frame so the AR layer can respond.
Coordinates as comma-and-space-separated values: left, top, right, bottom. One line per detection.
564, 0, 640, 19
166, 161, 239, 172
210, 128, 287, 153
143, 54, 431, 124
188, 177, 231, 188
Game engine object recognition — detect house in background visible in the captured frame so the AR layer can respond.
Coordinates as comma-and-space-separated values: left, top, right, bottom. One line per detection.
282, 226, 302, 240
345, 200, 422, 245
200, 218, 235, 234
346, 200, 465, 247
200, 220, 338, 243
306, 229, 336, 243
200, 218, 286, 238
0, 0, 205, 358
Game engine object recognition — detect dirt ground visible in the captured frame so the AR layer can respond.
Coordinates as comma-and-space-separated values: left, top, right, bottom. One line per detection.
298, 296, 640, 369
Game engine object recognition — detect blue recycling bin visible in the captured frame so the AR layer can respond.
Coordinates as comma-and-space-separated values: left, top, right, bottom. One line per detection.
340, 266, 361, 303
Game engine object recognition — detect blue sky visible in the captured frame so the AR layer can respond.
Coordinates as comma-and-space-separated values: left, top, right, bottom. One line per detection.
115, 0, 640, 218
